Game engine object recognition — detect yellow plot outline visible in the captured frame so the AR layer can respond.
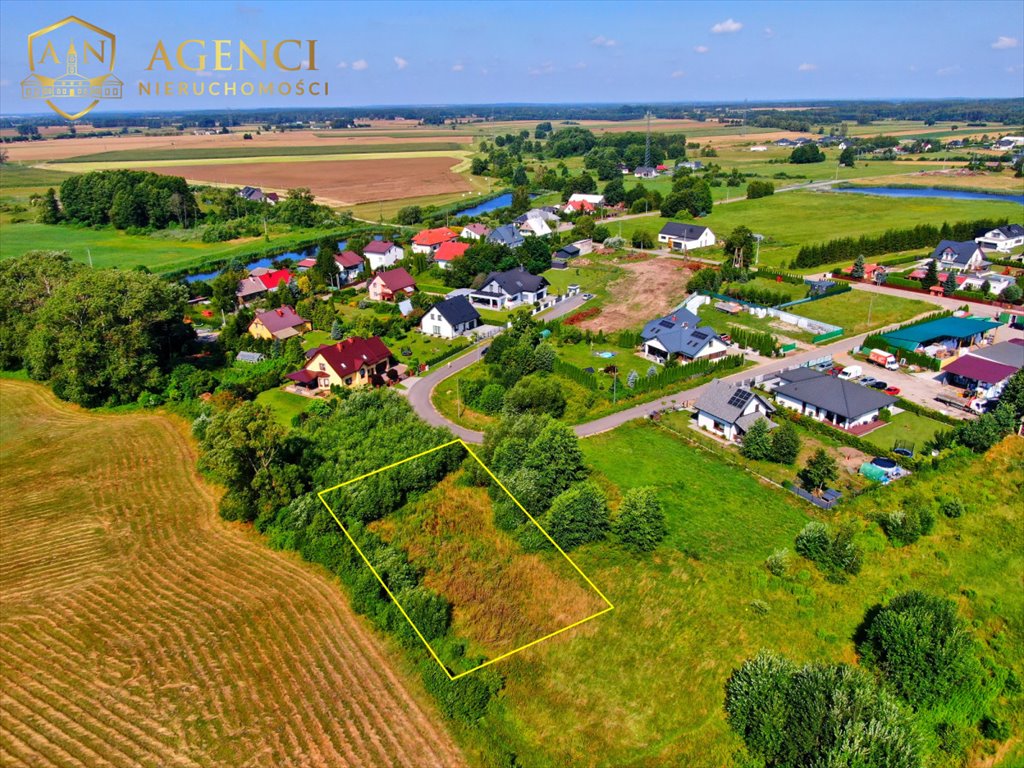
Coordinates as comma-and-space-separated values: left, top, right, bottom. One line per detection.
316, 438, 614, 680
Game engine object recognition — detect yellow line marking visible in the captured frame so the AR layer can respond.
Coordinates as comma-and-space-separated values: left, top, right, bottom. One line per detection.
316, 438, 614, 680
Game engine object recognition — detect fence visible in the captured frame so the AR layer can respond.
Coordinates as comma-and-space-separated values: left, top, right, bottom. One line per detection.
813, 328, 845, 344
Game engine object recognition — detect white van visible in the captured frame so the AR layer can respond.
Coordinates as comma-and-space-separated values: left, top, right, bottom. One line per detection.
837, 365, 862, 380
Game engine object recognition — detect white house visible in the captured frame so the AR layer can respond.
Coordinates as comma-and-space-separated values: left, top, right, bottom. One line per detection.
420, 295, 481, 339
460, 223, 491, 240
957, 271, 1017, 296
363, 240, 404, 271
930, 240, 989, 273
470, 267, 548, 309
518, 216, 552, 237
772, 368, 896, 430
411, 227, 459, 255
694, 380, 776, 442
975, 224, 1024, 254
657, 222, 716, 251
639, 310, 729, 363
634, 166, 658, 178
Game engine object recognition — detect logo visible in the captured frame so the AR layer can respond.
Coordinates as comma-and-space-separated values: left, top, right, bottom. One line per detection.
22, 16, 122, 120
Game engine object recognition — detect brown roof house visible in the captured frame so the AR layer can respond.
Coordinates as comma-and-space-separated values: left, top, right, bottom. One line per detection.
287, 336, 394, 391
248, 306, 311, 341
368, 268, 417, 302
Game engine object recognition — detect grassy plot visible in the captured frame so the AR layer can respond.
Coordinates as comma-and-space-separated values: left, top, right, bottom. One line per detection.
696, 303, 816, 344
255, 386, 313, 427
617, 191, 1024, 271
370, 473, 607, 666
793, 290, 933, 336
860, 410, 949, 453
484, 423, 1024, 767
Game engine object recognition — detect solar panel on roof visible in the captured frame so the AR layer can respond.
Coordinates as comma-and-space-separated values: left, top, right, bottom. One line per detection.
692, 332, 708, 340
659, 320, 675, 329
727, 389, 753, 409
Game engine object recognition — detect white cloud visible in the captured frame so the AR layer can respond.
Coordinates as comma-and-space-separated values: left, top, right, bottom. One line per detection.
571, 61, 588, 70
394, 56, 408, 70
671, 70, 686, 79
451, 62, 464, 72
590, 35, 618, 48
336, 60, 348, 69
711, 18, 742, 34
936, 65, 961, 76
351, 59, 368, 71
797, 63, 817, 72
1008, 66, 1018, 74
992, 36, 1019, 49
528, 62, 556, 76
763, 27, 775, 38
694, 45, 710, 54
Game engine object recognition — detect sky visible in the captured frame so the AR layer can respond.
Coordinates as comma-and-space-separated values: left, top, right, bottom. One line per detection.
1, 0, 1022, 116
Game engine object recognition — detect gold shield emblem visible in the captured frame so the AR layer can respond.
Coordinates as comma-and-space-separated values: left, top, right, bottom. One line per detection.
23, 16, 121, 121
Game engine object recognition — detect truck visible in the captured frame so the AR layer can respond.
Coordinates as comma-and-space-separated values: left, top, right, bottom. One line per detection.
867, 348, 899, 371
837, 365, 862, 380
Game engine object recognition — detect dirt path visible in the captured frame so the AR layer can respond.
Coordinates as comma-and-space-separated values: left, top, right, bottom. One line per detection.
0, 380, 465, 768
579, 257, 693, 333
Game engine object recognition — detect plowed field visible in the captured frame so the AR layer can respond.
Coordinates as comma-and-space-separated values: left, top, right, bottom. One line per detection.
0, 380, 464, 768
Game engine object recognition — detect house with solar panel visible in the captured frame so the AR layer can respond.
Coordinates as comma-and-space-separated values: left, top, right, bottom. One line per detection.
694, 379, 776, 442
639, 309, 728, 363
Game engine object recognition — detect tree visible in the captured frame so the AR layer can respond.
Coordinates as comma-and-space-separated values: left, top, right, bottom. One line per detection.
838, 146, 857, 167
1002, 283, 1022, 303
789, 144, 826, 164
503, 374, 566, 417
602, 174, 626, 206
942, 271, 958, 296
512, 165, 529, 186
38, 187, 62, 224
851, 254, 866, 280
686, 267, 722, 293
510, 186, 531, 215
312, 237, 339, 286
769, 421, 800, 464
725, 651, 921, 768
920, 259, 939, 289
330, 319, 344, 340
746, 180, 775, 200
613, 487, 667, 553
724, 226, 757, 268
523, 419, 588, 504
998, 370, 1024, 421
740, 417, 773, 460
545, 482, 610, 550
857, 591, 979, 706
573, 214, 595, 240
395, 206, 422, 225
798, 449, 838, 493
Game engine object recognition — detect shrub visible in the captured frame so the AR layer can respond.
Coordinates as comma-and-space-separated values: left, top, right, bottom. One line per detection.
545, 481, 610, 550
795, 521, 863, 583
503, 374, 566, 417
740, 417, 773, 461
769, 421, 800, 465
473, 382, 506, 414
857, 591, 979, 707
765, 549, 790, 576
979, 714, 1010, 741
940, 496, 967, 519
798, 448, 838, 492
612, 487, 667, 553
877, 502, 934, 547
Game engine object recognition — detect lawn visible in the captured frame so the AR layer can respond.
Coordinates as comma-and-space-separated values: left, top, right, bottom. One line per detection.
617, 190, 1024, 272
696, 303, 816, 344
722, 276, 809, 302
542, 259, 625, 310
793, 289, 933, 336
255, 387, 312, 427
860, 409, 950, 453
554, 341, 656, 381
482, 424, 1024, 766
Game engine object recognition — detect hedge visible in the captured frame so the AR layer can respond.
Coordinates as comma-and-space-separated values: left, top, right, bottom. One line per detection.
631, 354, 745, 395
728, 325, 780, 357
423, 341, 471, 369
754, 267, 805, 285
553, 357, 598, 390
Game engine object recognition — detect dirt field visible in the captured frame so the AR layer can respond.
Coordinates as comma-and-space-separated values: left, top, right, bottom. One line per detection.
142, 156, 472, 206
0, 380, 464, 768
2, 129, 472, 162
580, 257, 693, 333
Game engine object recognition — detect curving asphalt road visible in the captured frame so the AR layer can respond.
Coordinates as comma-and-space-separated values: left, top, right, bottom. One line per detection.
401, 283, 1013, 444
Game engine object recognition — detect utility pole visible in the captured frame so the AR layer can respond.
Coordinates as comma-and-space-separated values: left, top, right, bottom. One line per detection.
644, 110, 652, 168
86, 248, 93, 268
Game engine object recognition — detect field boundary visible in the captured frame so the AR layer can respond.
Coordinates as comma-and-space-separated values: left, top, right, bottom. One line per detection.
316, 438, 614, 680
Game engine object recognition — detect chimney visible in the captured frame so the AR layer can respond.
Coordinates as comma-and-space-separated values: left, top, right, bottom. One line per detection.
276, 309, 283, 316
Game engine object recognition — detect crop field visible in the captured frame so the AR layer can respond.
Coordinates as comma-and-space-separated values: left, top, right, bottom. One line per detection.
478, 423, 1024, 766
138, 156, 472, 206
619, 190, 1024, 271
0, 379, 464, 768
55, 142, 470, 164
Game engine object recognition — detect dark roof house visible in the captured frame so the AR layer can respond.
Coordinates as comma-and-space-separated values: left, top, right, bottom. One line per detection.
431, 295, 481, 327
659, 223, 710, 241
774, 369, 896, 423
481, 267, 548, 296
487, 224, 525, 249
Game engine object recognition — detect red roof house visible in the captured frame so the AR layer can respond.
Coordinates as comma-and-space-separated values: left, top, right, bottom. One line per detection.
296, 257, 317, 269
368, 267, 417, 301
335, 250, 364, 269
289, 336, 394, 390
257, 269, 293, 291
433, 240, 471, 269
411, 227, 459, 254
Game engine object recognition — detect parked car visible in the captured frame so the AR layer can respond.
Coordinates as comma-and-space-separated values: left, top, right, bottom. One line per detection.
859, 376, 879, 387
885, 387, 901, 396
828, 366, 844, 376
837, 365, 862, 380
869, 380, 888, 390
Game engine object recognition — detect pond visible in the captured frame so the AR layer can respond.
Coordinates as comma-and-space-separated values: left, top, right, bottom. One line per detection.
452, 192, 538, 218
183, 239, 349, 283
830, 186, 1024, 205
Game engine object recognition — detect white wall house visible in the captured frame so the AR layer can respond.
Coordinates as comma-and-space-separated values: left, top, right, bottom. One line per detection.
772, 369, 896, 430
694, 381, 776, 442
470, 267, 548, 309
363, 241, 404, 271
657, 222, 716, 251
975, 225, 1024, 254
420, 295, 481, 340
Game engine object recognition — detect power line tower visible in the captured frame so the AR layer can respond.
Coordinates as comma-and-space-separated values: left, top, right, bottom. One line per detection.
644, 110, 652, 168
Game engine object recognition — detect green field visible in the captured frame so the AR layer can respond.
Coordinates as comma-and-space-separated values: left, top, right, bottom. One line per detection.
254, 386, 312, 427
618, 190, 1024, 271
482, 424, 1024, 766
56, 142, 468, 164
793, 289, 933, 336
0, 164, 75, 194
860, 409, 949, 453
696, 303, 816, 343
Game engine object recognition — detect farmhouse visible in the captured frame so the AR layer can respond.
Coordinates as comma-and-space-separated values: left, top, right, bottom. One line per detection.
238, 186, 278, 204
658, 222, 716, 251
929, 240, 989, 272
368, 268, 417, 301
363, 240, 404, 271
333, 251, 365, 286
433, 240, 471, 270
248, 306, 311, 341
694, 380, 776, 442
411, 227, 459, 255
773, 368, 896, 430
975, 224, 1024, 253
460, 223, 492, 240
471, 267, 548, 309
420, 295, 481, 339
640, 309, 728, 363
287, 336, 394, 391
487, 224, 525, 249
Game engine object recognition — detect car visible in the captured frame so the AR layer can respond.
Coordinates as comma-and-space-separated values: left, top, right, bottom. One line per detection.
869, 380, 888, 390
885, 386, 901, 396
480, 346, 489, 356
828, 366, 843, 376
